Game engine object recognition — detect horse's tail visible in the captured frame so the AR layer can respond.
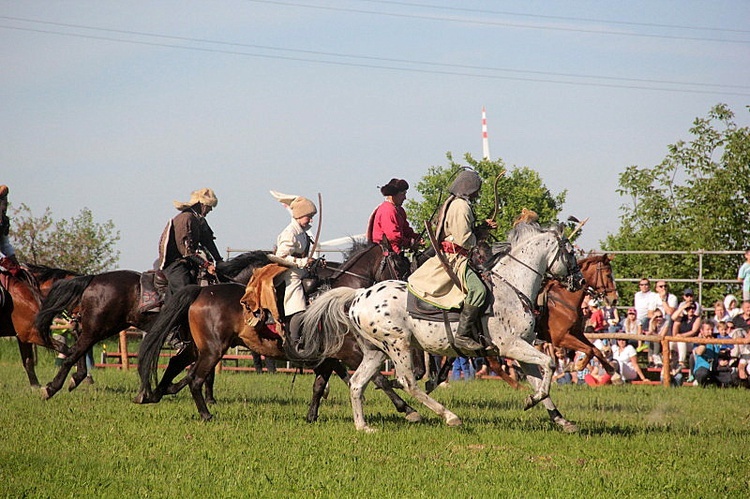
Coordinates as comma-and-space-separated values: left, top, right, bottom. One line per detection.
291, 287, 360, 361
34, 275, 95, 345
137, 284, 202, 389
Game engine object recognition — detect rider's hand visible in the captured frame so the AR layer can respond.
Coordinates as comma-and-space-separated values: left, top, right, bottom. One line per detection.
206, 263, 216, 275
484, 219, 498, 229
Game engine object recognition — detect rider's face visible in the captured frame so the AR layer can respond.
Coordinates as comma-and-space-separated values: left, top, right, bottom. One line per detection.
296, 215, 313, 230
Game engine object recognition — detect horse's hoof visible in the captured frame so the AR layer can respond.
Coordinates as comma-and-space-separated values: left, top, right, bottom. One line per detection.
206, 398, 216, 405
404, 411, 422, 423
523, 395, 537, 411
67, 378, 78, 392
446, 415, 462, 427
201, 414, 214, 422
359, 426, 378, 433
40, 387, 51, 401
554, 417, 579, 433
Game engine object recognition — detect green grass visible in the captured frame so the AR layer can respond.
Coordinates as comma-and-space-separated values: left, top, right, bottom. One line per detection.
1, 338, 749, 498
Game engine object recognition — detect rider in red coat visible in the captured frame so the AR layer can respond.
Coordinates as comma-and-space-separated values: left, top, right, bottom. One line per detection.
367, 178, 420, 254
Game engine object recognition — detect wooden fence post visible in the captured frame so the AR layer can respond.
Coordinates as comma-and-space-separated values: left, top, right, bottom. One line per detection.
119, 330, 129, 370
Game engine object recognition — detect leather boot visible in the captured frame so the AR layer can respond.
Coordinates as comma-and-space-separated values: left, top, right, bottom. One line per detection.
453, 304, 483, 352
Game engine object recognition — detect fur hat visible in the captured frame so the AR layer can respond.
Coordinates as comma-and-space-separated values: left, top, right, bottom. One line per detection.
380, 178, 409, 196
270, 190, 317, 219
173, 188, 218, 210
0, 185, 8, 198
449, 170, 481, 198
514, 208, 539, 227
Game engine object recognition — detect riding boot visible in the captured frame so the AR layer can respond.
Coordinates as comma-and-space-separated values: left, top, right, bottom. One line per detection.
284, 312, 305, 354
167, 327, 190, 355
453, 304, 483, 352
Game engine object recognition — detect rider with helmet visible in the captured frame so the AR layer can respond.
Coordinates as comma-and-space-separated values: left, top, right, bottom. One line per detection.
407, 169, 496, 352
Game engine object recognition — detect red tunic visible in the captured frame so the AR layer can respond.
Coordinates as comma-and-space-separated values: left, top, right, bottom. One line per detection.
369, 201, 418, 254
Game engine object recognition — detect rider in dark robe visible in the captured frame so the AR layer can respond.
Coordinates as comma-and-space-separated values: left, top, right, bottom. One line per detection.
0, 184, 22, 276
156, 188, 223, 351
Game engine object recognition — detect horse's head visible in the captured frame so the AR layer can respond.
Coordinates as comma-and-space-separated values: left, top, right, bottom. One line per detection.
579, 253, 618, 305
545, 223, 585, 292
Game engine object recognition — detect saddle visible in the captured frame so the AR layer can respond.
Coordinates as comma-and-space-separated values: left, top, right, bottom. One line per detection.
138, 270, 168, 313
406, 292, 461, 322
239, 264, 287, 350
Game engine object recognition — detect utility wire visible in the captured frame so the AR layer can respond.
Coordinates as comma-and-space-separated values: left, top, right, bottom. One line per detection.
2, 21, 748, 97
245, 0, 750, 45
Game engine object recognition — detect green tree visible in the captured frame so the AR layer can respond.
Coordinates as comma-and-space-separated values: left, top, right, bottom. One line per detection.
11, 204, 120, 274
602, 103, 750, 305
405, 152, 568, 242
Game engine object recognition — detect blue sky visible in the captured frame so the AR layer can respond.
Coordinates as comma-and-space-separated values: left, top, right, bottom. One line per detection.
2, 1, 749, 270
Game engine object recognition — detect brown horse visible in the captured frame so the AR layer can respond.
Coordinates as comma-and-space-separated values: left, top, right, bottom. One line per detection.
33, 252, 271, 400
135, 242, 422, 421
538, 253, 618, 373
0, 266, 78, 387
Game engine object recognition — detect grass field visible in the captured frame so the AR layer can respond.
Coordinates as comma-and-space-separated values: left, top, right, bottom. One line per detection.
1, 338, 749, 498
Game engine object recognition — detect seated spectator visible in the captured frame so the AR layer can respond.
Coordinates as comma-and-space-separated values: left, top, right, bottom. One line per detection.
724, 294, 741, 318
634, 278, 660, 330
451, 356, 475, 381
602, 302, 620, 332
711, 300, 731, 329
647, 311, 670, 367
586, 300, 607, 332
584, 343, 614, 387
731, 300, 750, 332
713, 350, 740, 388
573, 350, 591, 385
671, 302, 701, 369
551, 347, 574, 385
612, 337, 649, 383
693, 320, 721, 387
655, 280, 678, 328
621, 307, 641, 337
662, 354, 685, 387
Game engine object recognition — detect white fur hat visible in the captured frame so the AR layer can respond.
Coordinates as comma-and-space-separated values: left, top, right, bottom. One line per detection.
173, 188, 218, 211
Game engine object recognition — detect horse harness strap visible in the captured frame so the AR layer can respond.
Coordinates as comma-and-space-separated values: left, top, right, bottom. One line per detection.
490, 268, 535, 314
442, 310, 456, 347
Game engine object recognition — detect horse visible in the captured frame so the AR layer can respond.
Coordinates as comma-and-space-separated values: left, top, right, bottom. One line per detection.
0, 265, 79, 387
296, 222, 585, 432
538, 253, 619, 373
32, 251, 269, 400
135, 242, 421, 422
426, 253, 619, 389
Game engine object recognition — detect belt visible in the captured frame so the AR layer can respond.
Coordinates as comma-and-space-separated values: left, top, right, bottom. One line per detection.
440, 241, 468, 257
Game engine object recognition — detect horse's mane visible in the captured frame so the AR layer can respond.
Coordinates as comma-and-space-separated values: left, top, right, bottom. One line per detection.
216, 251, 271, 279
486, 222, 561, 268
26, 264, 82, 280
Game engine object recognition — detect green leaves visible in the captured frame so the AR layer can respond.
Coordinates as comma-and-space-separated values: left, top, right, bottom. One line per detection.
10, 204, 120, 274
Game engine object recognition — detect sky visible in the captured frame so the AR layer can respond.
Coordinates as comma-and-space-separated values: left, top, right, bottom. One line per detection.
2, 1, 749, 271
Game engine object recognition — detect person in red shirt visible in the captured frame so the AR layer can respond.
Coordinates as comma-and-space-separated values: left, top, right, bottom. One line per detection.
367, 178, 421, 255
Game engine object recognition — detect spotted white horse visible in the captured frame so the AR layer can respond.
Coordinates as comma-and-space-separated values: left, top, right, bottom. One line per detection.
299, 222, 585, 432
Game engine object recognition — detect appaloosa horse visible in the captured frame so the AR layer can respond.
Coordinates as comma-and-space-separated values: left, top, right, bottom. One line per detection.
296, 222, 585, 432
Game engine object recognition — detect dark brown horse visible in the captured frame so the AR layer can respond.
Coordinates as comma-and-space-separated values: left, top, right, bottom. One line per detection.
0, 266, 78, 387
135, 243, 421, 421
33, 252, 271, 400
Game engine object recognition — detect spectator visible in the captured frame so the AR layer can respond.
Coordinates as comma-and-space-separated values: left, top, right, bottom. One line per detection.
654, 280, 678, 327
692, 321, 721, 387
647, 310, 670, 367
612, 337, 650, 383
737, 249, 750, 302
586, 300, 607, 332
663, 354, 685, 387
252, 352, 277, 374
551, 347, 574, 385
713, 351, 740, 387
633, 278, 660, 330
671, 302, 701, 369
584, 341, 614, 386
711, 300, 731, 330
621, 307, 641, 337
602, 302, 620, 332
451, 356, 475, 381
730, 300, 750, 332
675, 287, 702, 319
724, 294, 742, 318
572, 350, 591, 385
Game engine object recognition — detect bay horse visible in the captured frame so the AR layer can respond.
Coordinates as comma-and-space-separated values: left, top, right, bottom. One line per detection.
0, 265, 79, 387
296, 223, 585, 432
135, 242, 421, 422
32, 251, 270, 400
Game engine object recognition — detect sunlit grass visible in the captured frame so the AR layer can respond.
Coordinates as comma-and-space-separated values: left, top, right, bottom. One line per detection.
1, 338, 749, 497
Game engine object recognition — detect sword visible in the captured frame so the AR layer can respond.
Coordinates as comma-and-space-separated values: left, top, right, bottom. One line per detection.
423, 221, 464, 292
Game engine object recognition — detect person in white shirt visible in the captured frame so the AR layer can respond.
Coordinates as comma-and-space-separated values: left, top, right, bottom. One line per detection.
633, 278, 660, 330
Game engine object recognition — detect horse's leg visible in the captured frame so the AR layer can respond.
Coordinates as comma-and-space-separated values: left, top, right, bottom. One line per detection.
486, 356, 521, 389
371, 373, 422, 423
42, 332, 101, 400
496, 337, 554, 410
204, 369, 216, 405
308, 359, 338, 423
188, 351, 223, 421
68, 356, 89, 391
162, 349, 197, 395
425, 356, 454, 394
349, 348, 388, 432
517, 361, 578, 433
17, 339, 40, 388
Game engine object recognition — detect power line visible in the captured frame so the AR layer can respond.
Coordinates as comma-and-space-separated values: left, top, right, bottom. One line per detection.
360, 0, 750, 35
2, 21, 748, 97
245, 0, 750, 45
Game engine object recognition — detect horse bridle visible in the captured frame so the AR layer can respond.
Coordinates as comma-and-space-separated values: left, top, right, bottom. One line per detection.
584, 260, 617, 305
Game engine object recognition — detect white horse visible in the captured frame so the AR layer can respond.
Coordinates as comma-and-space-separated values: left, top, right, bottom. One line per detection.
299, 222, 584, 432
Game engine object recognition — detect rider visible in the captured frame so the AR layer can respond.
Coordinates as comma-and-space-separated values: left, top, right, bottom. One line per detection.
366, 178, 421, 279
407, 169, 497, 353
0, 185, 22, 277
156, 188, 223, 350
270, 190, 318, 349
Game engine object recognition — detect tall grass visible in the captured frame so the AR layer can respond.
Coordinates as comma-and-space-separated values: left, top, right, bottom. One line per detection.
1, 338, 748, 497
